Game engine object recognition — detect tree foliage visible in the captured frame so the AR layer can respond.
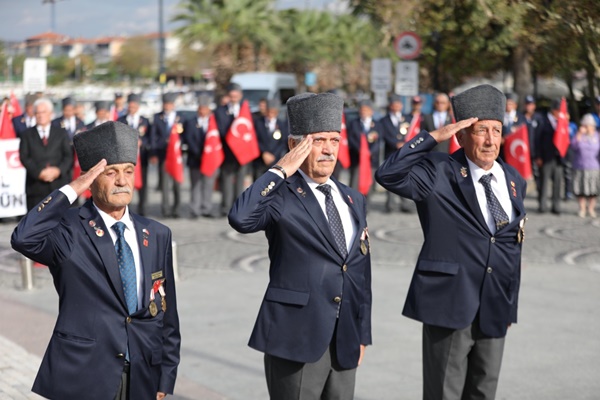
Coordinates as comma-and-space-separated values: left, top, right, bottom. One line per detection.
114, 37, 157, 79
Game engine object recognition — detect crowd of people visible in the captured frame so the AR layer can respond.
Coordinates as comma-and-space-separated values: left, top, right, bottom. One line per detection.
3, 87, 600, 220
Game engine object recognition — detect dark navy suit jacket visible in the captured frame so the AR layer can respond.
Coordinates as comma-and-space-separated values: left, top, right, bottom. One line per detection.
51, 116, 86, 141
253, 115, 289, 163
214, 104, 238, 166
12, 114, 33, 137
150, 112, 182, 161
181, 116, 207, 169
229, 171, 372, 369
347, 118, 383, 168
11, 192, 181, 400
118, 114, 152, 163
376, 131, 527, 338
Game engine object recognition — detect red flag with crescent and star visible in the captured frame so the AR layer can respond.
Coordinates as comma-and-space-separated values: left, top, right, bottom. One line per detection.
10, 92, 22, 117
337, 113, 350, 169
72, 154, 92, 198
503, 123, 532, 180
553, 97, 569, 158
134, 151, 143, 190
165, 123, 184, 183
405, 113, 421, 142
225, 100, 260, 166
0, 101, 16, 139
200, 113, 224, 176
448, 114, 461, 154
358, 134, 373, 195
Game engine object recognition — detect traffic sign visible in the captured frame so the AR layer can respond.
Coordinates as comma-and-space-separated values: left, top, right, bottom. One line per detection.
23, 58, 47, 93
370, 58, 392, 92
394, 32, 422, 60
395, 61, 419, 96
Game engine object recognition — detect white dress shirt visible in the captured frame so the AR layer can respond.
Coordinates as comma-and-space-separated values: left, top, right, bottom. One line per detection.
26, 115, 36, 128
228, 103, 240, 118
433, 111, 448, 129
126, 114, 140, 129
197, 116, 208, 132
390, 113, 402, 127
298, 169, 357, 252
165, 111, 176, 128
466, 158, 515, 234
37, 125, 50, 141
59, 185, 144, 309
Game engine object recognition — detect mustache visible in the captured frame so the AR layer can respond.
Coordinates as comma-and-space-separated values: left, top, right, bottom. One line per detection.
111, 187, 132, 194
317, 155, 336, 161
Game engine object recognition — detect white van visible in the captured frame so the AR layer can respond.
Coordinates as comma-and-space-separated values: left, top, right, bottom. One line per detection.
230, 72, 297, 112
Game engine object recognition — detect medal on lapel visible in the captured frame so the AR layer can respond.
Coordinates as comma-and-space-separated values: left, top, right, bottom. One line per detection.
273, 129, 282, 140
517, 217, 528, 244
149, 279, 164, 317
360, 228, 370, 255
460, 167, 468, 178
158, 281, 167, 312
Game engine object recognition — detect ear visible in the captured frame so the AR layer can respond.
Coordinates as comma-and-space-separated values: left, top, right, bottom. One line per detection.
288, 137, 297, 151
456, 129, 466, 147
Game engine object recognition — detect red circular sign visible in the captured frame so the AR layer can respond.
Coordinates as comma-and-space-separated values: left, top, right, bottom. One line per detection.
394, 32, 422, 60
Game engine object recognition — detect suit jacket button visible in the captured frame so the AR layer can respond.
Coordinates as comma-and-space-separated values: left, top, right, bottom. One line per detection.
487, 267, 493, 274
490, 237, 496, 243
116, 353, 125, 358
126, 316, 132, 323
342, 264, 347, 272
260, 191, 267, 197
333, 296, 342, 303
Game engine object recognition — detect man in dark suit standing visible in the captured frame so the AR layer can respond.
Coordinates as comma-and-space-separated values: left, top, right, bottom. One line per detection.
347, 99, 382, 194
19, 98, 73, 211
12, 94, 37, 137
182, 94, 216, 218
534, 99, 564, 214
51, 97, 85, 141
87, 101, 111, 130
380, 94, 410, 212
229, 93, 372, 400
12, 121, 180, 400
118, 93, 151, 216
253, 99, 289, 180
151, 93, 182, 218
377, 84, 527, 400
215, 83, 249, 216
421, 92, 453, 153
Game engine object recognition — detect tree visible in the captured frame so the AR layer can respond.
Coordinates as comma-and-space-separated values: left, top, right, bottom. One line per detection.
113, 37, 157, 80
173, 0, 279, 88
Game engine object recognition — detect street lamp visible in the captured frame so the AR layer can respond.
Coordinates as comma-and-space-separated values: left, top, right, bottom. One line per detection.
158, 0, 166, 94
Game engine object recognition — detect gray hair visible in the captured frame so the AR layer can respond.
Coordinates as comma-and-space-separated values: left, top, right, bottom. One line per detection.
289, 134, 304, 142
580, 113, 597, 127
33, 97, 53, 112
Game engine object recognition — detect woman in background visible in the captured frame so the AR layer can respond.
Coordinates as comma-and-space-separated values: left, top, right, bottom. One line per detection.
571, 114, 600, 218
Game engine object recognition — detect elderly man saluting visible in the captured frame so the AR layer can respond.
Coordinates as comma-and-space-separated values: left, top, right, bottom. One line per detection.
229, 93, 372, 400
376, 85, 527, 400
12, 122, 180, 400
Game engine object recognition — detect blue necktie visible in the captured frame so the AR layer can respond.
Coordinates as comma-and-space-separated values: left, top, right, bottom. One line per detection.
479, 174, 509, 231
316, 184, 348, 259
112, 222, 138, 314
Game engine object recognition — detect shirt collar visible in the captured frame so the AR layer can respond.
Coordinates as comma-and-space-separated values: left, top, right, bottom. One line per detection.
298, 169, 339, 195
93, 203, 134, 233
466, 157, 503, 184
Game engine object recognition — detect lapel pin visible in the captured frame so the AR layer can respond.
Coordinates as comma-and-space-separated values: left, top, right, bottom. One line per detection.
89, 220, 96, 228
347, 195, 354, 204
296, 187, 306, 197
143, 228, 150, 236
143, 239, 149, 247
460, 167, 468, 178
95, 229, 104, 237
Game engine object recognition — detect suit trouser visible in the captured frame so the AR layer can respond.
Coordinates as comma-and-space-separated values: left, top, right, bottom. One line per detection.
114, 361, 130, 400
220, 162, 248, 214
422, 322, 505, 400
264, 343, 356, 400
538, 158, 563, 212
161, 164, 181, 217
189, 168, 216, 216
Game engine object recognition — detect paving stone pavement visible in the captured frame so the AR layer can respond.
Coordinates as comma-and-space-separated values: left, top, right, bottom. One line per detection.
1, 168, 599, 399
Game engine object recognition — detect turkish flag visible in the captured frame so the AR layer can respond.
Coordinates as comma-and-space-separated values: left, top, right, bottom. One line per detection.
504, 123, 532, 180
134, 151, 143, 190
405, 113, 421, 141
72, 153, 92, 198
110, 106, 119, 121
448, 115, 461, 154
553, 97, 569, 158
337, 113, 350, 169
10, 92, 22, 117
225, 100, 260, 165
358, 134, 373, 195
201, 114, 224, 176
165, 123, 184, 183
0, 101, 16, 139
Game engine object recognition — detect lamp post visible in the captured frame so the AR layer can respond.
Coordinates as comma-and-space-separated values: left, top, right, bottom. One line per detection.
158, 0, 166, 96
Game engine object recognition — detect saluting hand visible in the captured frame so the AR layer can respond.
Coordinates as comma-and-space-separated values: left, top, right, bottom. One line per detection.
275, 136, 313, 177
69, 159, 107, 197
429, 117, 478, 143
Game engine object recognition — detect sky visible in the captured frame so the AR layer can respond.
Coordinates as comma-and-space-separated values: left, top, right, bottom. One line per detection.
0, 0, 343, 42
